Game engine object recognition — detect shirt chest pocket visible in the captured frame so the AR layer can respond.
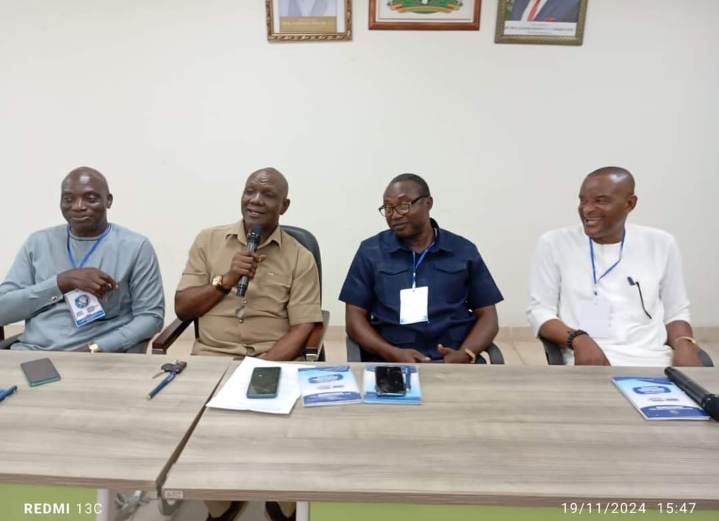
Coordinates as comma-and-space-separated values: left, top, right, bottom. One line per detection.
375, 262, 411, 308
431, 261, 469, 304
248, 275, 292, 314
622, 275, 659, 322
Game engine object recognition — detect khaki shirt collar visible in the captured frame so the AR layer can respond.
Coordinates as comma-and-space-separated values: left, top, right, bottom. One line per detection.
226, 220, 283, 249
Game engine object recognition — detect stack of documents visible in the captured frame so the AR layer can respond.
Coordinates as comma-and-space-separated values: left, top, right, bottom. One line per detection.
298, 365, 362, 406
613, 376, 709, 420
206, 357, 303, 415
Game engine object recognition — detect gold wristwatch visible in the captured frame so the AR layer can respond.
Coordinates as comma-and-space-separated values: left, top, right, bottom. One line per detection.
212, 275, 231, 295
88, 342, 102, 353
462, 347, 477, 364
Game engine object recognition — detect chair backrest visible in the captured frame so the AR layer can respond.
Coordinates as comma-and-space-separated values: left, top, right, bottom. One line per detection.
281, 225, 322, 301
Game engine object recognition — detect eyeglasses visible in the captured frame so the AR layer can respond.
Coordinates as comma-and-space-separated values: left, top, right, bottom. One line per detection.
379, 196, 427, 217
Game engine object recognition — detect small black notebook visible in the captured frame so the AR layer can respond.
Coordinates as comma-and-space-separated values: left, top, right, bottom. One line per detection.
20, 358, 61, 387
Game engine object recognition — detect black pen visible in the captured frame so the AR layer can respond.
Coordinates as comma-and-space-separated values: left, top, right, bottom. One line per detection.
628, 276, 652, 319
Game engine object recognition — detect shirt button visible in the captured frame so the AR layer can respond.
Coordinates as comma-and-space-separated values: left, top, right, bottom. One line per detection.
51, 296, 58, 302
243, 300, 247, 305
239, 319, 243, 323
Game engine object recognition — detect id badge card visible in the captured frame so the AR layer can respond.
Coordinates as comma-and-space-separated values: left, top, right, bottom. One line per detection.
399, 286, 429, 325
64, 289, 106, 327
577, 297, 611, 339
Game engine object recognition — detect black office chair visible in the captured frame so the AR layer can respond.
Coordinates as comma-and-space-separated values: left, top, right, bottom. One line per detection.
0, 326, 18, 350
541, 337, 714, 367
153, 225, 329, 361
346, 336, 505, 364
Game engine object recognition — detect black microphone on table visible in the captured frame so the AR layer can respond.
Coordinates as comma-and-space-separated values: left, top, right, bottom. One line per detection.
237, 224, 263, 297
664, 366, 719, 421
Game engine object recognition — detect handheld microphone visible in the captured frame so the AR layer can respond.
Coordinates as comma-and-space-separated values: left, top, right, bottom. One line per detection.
237, 224, 263, 297
665, 366, 719, 421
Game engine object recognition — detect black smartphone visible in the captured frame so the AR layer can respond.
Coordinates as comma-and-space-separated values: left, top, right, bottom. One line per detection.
375, 366, 406, 396
246, 366, 281, 399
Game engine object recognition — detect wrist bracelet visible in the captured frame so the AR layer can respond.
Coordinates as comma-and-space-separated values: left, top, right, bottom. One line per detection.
673, 336, 699, 349
566, 329, 588, 350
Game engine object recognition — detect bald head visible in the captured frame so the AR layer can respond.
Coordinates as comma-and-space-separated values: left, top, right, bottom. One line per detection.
60, 166, 113, 237
241, 167, 291, 235
62, 166, 110, 196
585, 166, 635, 197
247, 167, 289, 199
578, 166, 638, 244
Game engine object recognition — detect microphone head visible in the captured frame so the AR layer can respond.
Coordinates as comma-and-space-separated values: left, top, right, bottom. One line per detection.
702, 394, 719, 422
664, 366, 678, 378
247, 224, 263, 242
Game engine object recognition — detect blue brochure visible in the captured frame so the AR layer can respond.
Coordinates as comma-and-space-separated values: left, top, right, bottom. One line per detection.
298, 365, 362, 407
363, 364, 422, 405
613, 376, 708, 420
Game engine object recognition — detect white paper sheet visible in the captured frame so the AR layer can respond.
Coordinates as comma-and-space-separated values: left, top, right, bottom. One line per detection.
206, 357, 308, 415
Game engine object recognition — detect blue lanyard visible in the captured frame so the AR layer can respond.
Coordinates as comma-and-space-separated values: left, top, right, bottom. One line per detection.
411, 242, 435, 288
589, 230, 625, 296
66, 225, 111, 269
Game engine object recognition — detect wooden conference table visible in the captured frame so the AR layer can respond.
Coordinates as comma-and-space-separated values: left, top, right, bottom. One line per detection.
163, 364, 719, 521
0, 350, 230, 521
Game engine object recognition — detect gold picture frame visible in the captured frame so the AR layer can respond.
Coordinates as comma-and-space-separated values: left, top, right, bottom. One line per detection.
266, 0, 353, 41
369, 0, 482, 31
495, 0, 588, 46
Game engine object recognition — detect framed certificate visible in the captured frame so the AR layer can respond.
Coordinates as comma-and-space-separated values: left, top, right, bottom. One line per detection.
369, 0, 481, 31
266, 0, 352, 41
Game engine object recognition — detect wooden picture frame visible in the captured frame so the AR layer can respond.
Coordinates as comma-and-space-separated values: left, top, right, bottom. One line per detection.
369, 0, 481, 31
266, 0, 352, 41
495, 0, 588, 45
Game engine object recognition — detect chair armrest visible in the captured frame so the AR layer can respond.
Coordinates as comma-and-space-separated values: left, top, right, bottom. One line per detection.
305, 310, 329, 362
699, 348, 714, 368
345, 336, 362, 362
540, 336, 565, 365
484, 343, 504, 364
0, 334, 21, 350
541, 337, 713, 367
151, 319, 193, 355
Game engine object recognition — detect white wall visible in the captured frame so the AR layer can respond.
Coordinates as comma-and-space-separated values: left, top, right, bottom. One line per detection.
1, 0, 718, 327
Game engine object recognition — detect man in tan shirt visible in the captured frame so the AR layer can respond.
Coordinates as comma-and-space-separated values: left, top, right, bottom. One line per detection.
175, 167, 322, 521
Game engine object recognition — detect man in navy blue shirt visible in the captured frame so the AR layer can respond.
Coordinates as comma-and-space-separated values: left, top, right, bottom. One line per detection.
339, 174, 503, 363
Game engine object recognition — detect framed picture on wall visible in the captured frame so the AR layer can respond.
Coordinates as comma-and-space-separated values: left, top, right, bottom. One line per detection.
266, 0, 352, 41
495, 0, 588, 45
369, 0, 482, 31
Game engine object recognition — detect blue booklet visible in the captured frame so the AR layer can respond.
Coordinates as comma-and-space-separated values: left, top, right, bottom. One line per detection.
363, 365, 422, 405
298, 365, 362, 407
612, 376, 709, 420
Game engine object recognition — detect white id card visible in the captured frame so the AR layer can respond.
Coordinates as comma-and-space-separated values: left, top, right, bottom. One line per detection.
64, 289, 106, 327
577, 297, 611, 339
399, 286, 429, 325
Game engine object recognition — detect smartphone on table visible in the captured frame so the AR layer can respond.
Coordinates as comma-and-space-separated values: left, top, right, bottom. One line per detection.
20, 358, 61, 387
375, 366, 407, 396
246, 367, 281, 399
